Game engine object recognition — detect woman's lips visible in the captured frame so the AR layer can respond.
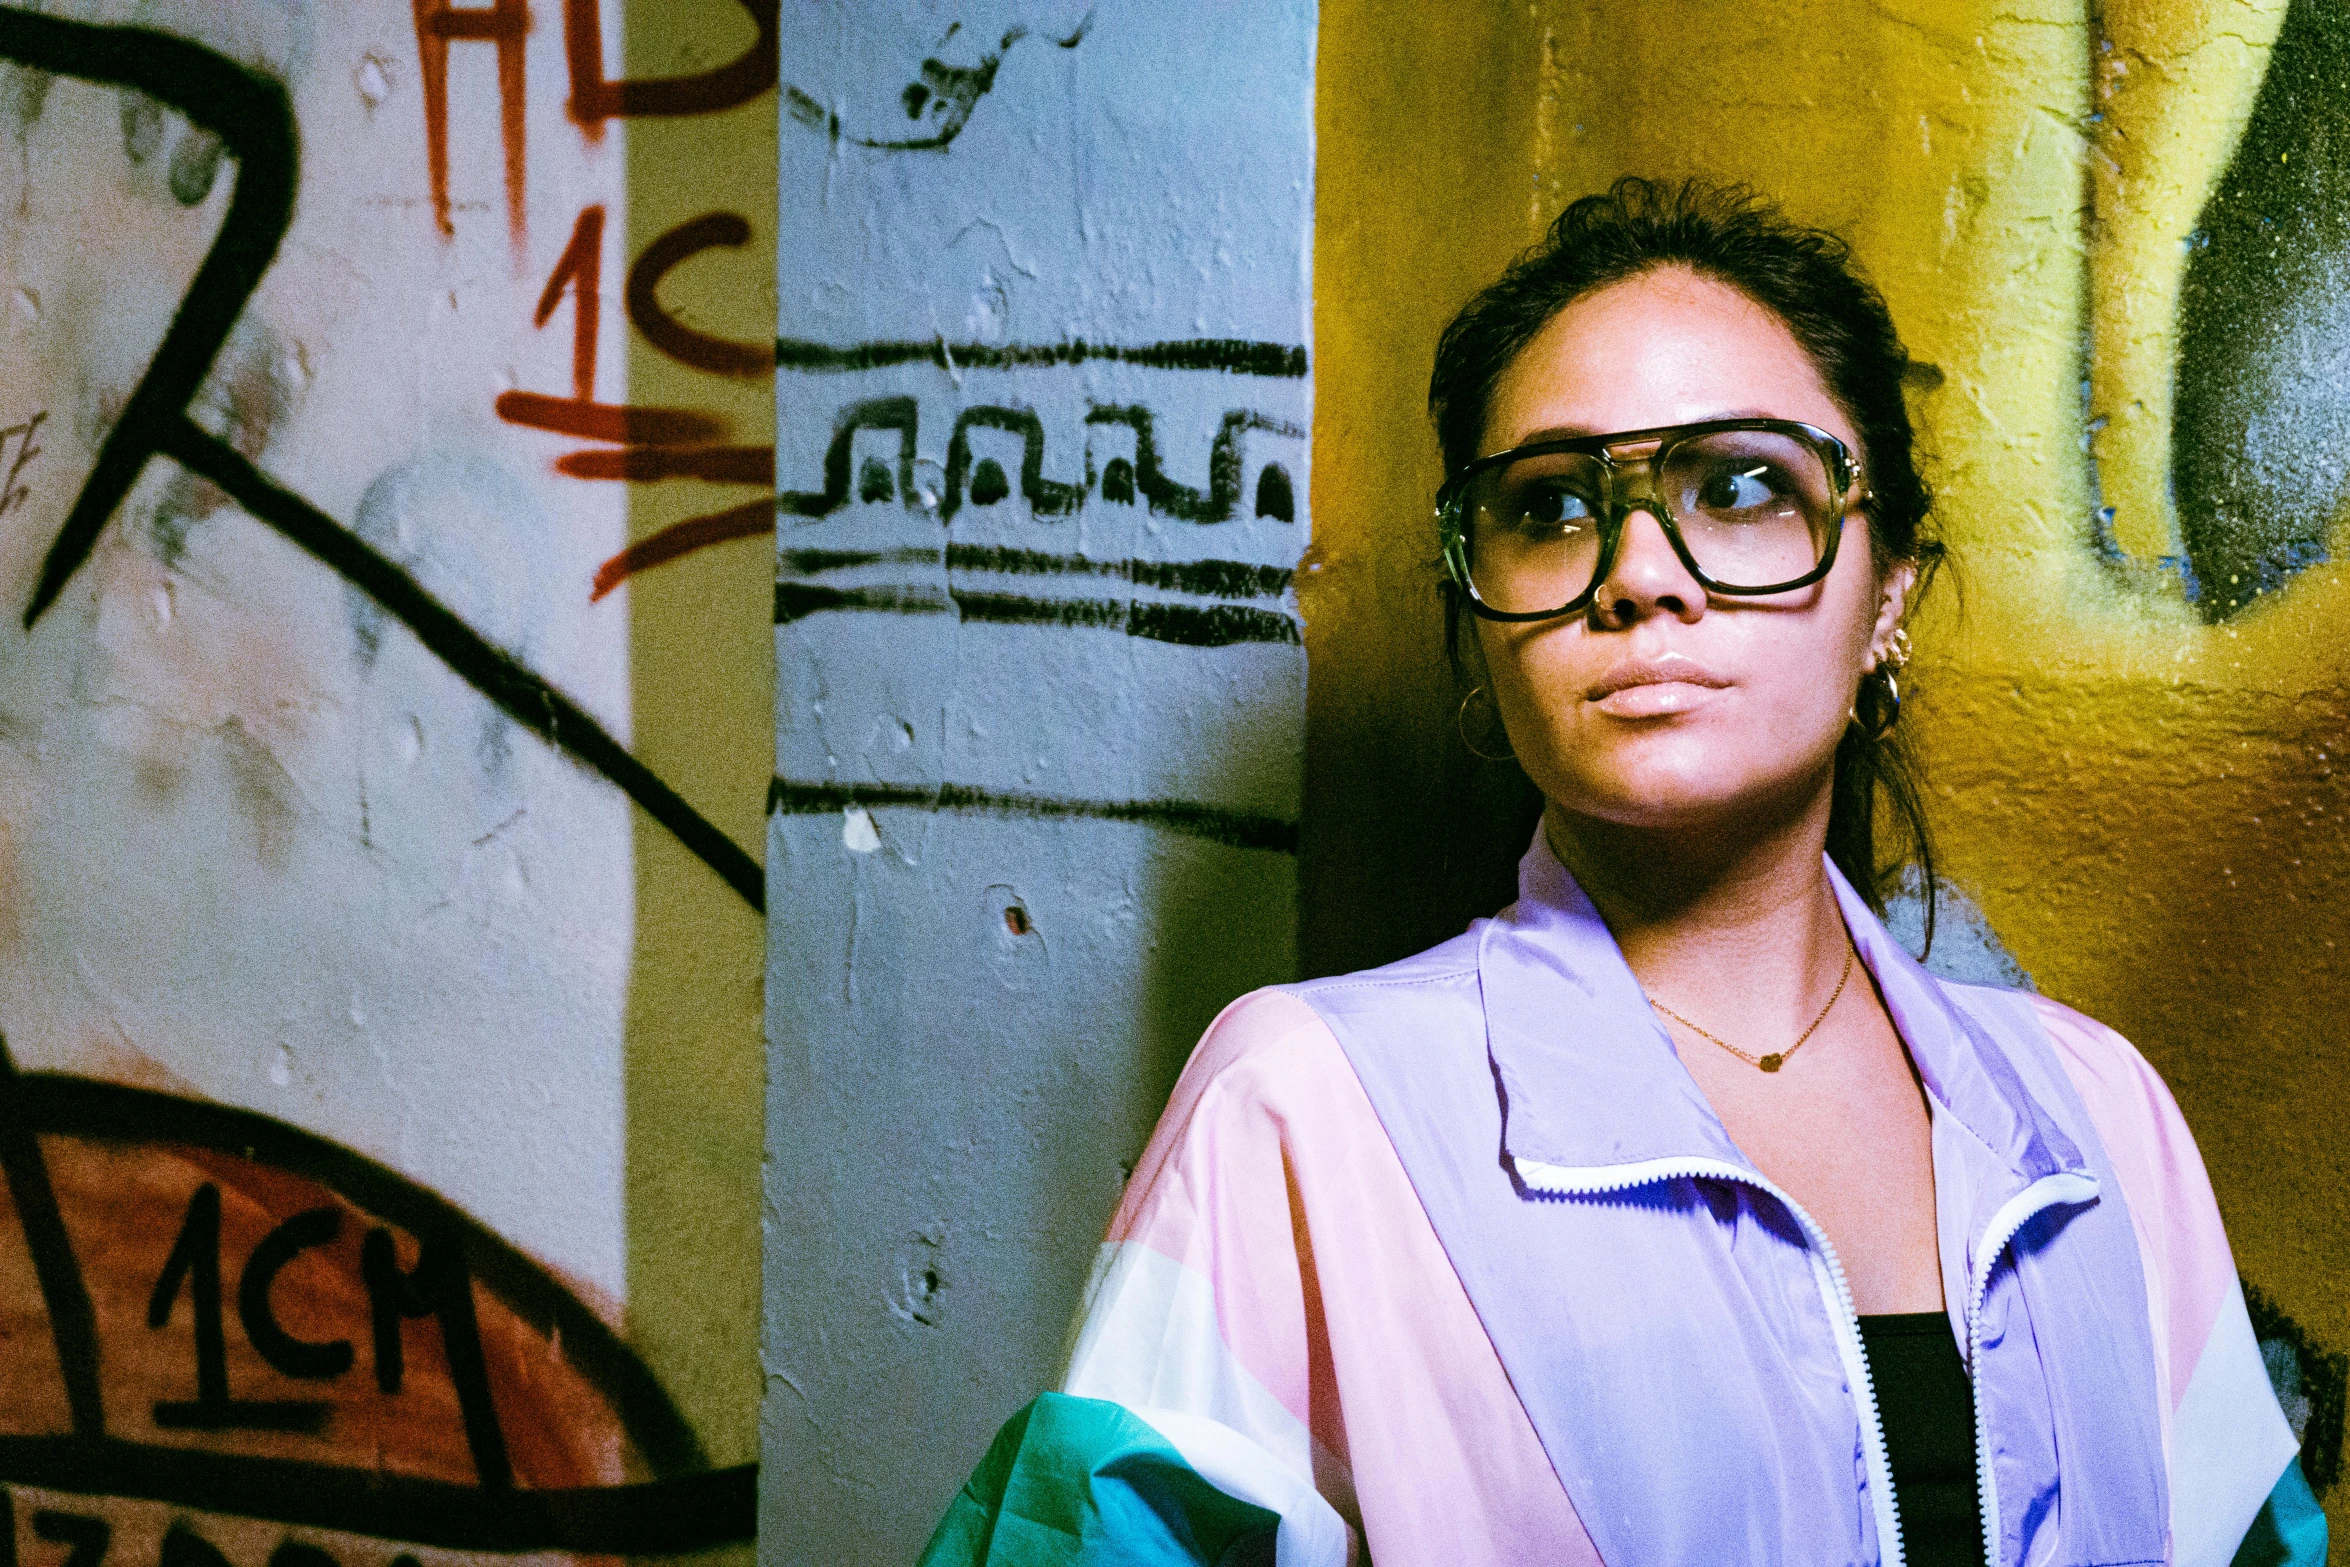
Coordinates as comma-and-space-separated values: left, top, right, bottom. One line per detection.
1590, 680, 1724, 718
1585, 659, 1731, 718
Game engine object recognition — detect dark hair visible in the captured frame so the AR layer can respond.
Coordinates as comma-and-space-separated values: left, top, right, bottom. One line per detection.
1428, 176, 1947, 943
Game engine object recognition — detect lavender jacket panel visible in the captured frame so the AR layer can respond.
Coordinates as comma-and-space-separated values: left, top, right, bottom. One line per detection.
1290, 835, 2167, 1567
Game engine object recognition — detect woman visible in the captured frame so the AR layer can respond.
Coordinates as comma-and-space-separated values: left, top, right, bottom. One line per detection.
921, 181, 2322, 1566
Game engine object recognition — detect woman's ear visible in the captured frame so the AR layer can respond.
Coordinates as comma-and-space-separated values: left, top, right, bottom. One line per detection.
1866, 560, 1919, 669
1450, 594, 1498, 689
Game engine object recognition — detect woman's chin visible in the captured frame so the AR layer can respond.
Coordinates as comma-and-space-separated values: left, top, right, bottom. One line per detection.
1540, 752, 1795, 832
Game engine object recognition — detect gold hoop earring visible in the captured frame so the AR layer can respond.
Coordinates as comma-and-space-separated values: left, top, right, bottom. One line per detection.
1849, 665, 1902, 738
1850, 626, 1911, 737
1457, 685, 1515, 762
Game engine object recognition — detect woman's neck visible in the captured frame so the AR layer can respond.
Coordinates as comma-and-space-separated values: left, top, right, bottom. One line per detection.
1544, 789, 1852, 1028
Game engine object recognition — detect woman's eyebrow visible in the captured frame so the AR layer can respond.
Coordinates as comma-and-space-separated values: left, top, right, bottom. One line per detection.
1504, 409, 1779, 447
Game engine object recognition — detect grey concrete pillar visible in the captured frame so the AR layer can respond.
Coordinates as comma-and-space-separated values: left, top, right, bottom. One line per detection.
763, 2, 1316, 1557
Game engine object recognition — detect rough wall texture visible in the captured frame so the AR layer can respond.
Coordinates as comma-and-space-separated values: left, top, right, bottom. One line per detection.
764, 2, 1314, 1558
0, 0, 770, 1554
1313, 0, 2350, 1533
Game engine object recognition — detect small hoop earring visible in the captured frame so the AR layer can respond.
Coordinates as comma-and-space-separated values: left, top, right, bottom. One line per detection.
1864, 665, 1901, 737
1851, 627, 1910, 737
1457, 685, 1515, 762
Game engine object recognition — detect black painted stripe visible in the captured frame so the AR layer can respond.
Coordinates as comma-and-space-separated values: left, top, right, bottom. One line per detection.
767, 779, 1299, 855
1125, 556, 1294, 599
161, 419, 765, 915
6, 10, 296, 630
1123, 600, 1300, 647
0, 1438, 753, 1552
950, 590, 1127, 633
774, 581, 1299, 646
775, 337, 1307, 378
0, 1040, 105, 1437
773, 582, 956, 623
778, 546, 1294, 602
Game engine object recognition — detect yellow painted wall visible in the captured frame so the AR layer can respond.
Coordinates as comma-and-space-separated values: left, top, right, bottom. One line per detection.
622, 0, 773, 1489
1314, 0, 2348, 1525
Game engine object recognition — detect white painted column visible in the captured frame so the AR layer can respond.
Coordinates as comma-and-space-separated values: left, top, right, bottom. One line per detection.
764, 2, 1315, 1555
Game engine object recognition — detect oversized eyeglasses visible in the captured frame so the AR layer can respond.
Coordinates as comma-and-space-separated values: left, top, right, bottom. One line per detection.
1436, 419, 1867, 621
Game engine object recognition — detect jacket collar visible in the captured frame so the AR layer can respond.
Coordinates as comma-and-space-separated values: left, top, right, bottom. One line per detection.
1480, 830, 2088, 1191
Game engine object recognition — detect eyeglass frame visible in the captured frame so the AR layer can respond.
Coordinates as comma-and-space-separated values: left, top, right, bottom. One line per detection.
1434, 417, 1871, 623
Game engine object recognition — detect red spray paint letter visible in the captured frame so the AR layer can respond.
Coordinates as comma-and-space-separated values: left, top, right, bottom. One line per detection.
536, 204, 603, 401
413, 0, 529, 241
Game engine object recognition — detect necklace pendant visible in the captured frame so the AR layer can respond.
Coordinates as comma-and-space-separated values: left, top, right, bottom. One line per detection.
1758, 1053, 1784, 1073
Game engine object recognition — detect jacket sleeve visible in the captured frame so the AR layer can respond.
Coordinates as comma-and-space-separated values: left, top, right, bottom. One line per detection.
2230, 1457, 2328, 1567
916, 1391, 1332, 1567
2034, 998, 2325, 1567
918, 993, 1355, 1567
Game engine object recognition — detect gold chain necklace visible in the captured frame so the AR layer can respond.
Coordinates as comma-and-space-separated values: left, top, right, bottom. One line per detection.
1648, 945, 1855, 1073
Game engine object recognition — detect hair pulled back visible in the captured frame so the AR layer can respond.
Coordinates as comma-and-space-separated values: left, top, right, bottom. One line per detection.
1428, 176, 1946, 941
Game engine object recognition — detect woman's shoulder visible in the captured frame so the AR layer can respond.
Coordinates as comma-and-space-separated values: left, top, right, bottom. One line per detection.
1932, 977, 2190, 1146
1160, 928, 1494, 1145
1114, 987, 1422, 1251
1180, 988, 1353, 1102
2015, 992, 2199, 1154
1183, 929, 1489, 1084
1987, 990, 2235, 1282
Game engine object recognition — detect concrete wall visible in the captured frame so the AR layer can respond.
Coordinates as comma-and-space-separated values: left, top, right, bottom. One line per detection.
1313, 0, 2350, 1532
0, 0, 769, 1554
764, 2, 1314, 1557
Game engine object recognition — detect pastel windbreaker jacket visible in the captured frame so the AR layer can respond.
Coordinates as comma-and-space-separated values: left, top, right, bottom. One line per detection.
922, 834, 2325, 1567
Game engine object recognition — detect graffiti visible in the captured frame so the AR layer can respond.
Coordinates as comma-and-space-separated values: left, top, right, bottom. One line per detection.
772, 389, 1303, 654
774, 335, 1309, 377
412, 0, 779, 238
410, 0, 525, 242
630, 212, 772, 379
0, 1033, 751, 1549
782, 13, 1091, 153
2170, 0, 2350, 617
495, 204, 776, 602
780, 392, 1305, 525
560, 0, 778, 128
0, 411, 40, 517
0, 2, 766, 1551
0, 6, 762, 913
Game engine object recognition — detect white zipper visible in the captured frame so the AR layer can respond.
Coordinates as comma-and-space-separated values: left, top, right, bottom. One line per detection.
1514, 1154, 1905, 1567
1960, 1172, 2100, 1567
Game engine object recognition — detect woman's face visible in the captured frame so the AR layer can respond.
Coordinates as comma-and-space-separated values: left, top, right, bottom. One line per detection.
1474, 266, 1913, 838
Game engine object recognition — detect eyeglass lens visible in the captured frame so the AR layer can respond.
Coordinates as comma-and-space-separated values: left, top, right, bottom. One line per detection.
1461, 428, 1840, 614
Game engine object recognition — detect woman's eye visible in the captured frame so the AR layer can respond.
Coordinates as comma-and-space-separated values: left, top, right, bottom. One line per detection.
1696, 463, 1786, 512
1520, 487, 1594, 528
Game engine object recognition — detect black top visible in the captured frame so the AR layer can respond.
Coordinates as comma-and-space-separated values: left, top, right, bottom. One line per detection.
1857, 1312, 1986, 1567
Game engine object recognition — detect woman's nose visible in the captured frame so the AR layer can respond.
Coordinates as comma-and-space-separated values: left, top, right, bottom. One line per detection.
1591, 505, 1706, 628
